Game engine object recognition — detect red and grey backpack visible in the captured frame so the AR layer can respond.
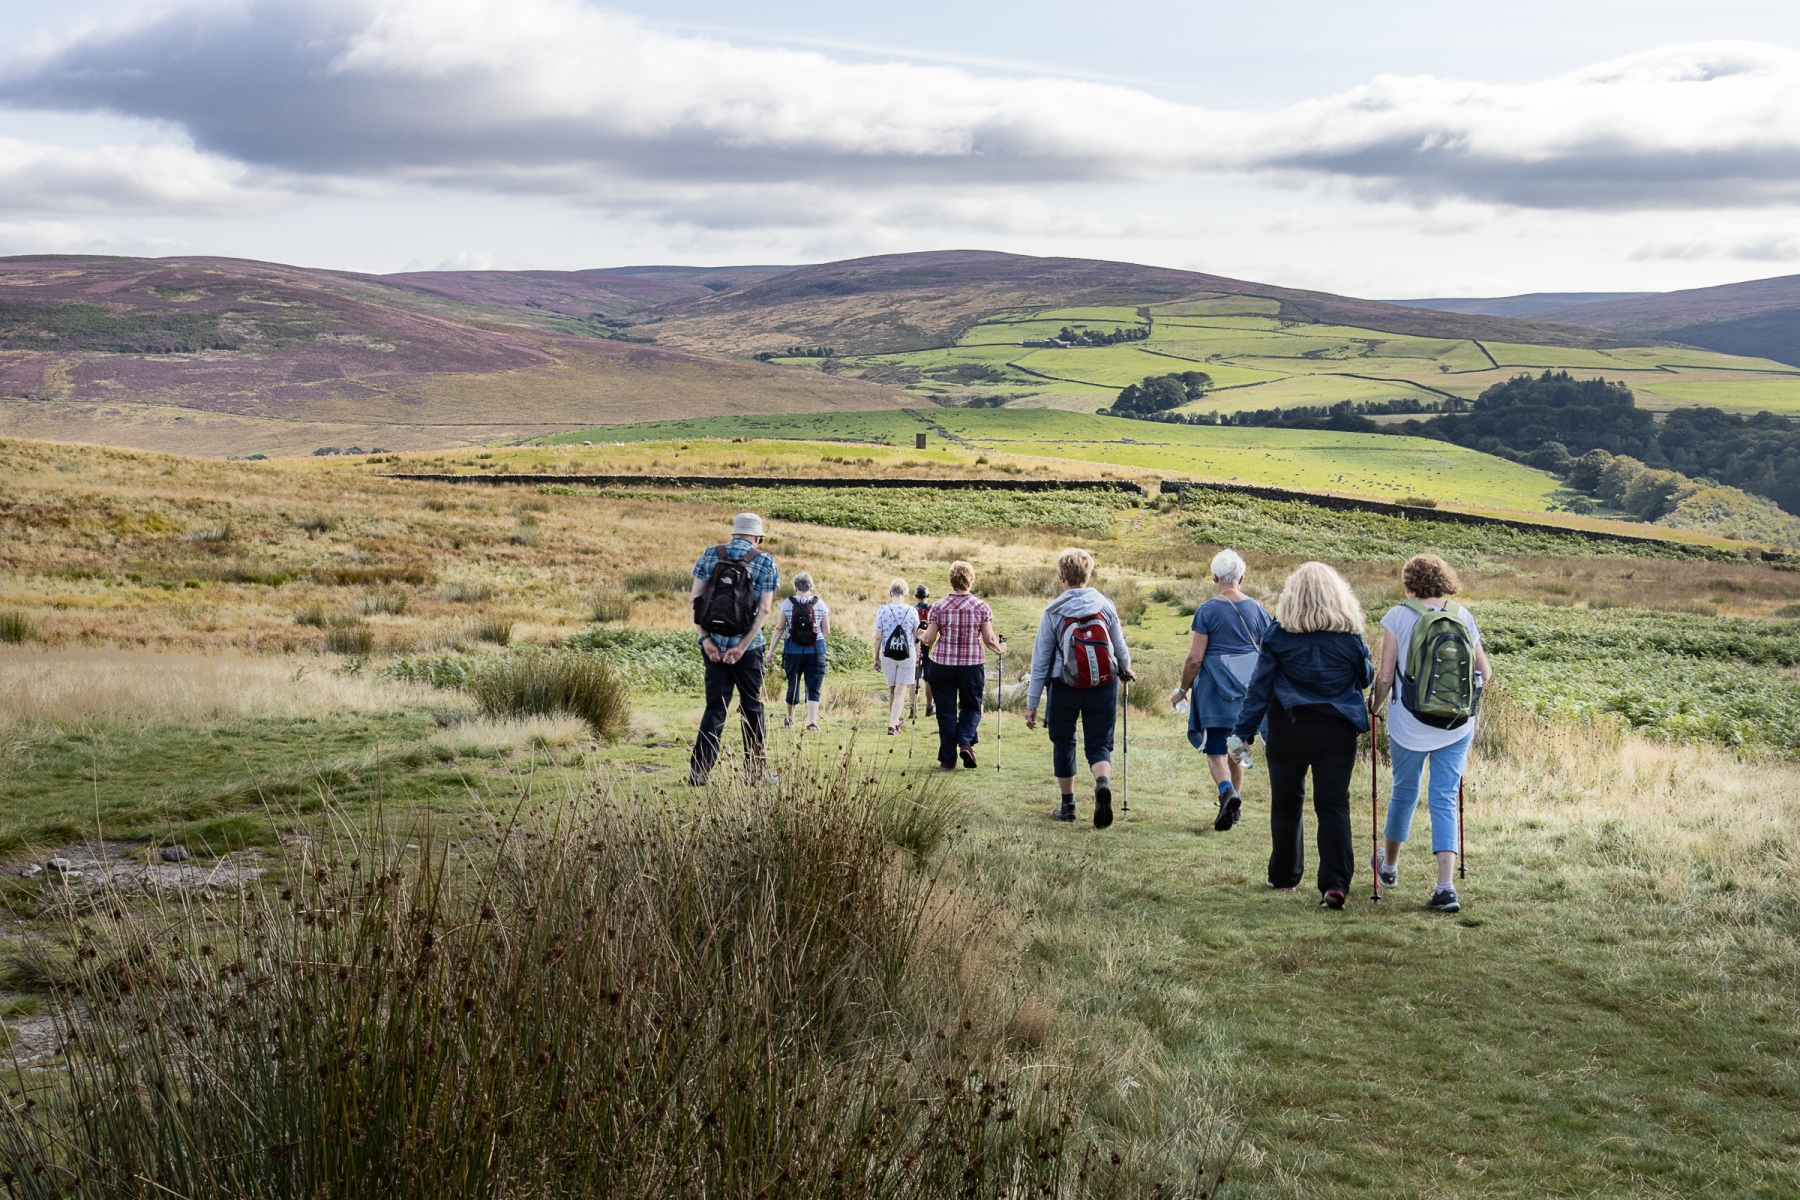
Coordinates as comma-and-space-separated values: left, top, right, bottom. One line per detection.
1057, 612, 1114, 688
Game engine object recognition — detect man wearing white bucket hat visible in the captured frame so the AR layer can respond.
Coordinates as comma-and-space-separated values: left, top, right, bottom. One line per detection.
688, 512, 780, 785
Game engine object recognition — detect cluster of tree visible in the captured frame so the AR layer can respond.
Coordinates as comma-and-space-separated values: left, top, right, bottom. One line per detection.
1108, 394, 1458, 430
753, 346, 836, 361
1394, 369, 1800, 517
1109, 371, 1212, 416
1560, 447, 1800, 547
1059, 325, 1149, 346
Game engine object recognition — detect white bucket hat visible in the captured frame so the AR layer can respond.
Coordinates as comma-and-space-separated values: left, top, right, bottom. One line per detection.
731, 512, 765, 537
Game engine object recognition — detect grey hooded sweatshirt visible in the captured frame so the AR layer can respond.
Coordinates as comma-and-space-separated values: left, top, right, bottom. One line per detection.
1025, 586, 1132, 710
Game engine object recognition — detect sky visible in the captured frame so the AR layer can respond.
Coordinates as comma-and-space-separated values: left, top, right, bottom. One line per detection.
3, 0, 1800, 296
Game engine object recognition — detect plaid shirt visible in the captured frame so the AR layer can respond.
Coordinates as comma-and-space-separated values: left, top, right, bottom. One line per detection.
924, 592, 993, 667
693, 538, 780, 651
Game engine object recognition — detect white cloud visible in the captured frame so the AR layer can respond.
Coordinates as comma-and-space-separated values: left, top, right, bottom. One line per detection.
5, 0, 1800, 231
0, 134, 282, 215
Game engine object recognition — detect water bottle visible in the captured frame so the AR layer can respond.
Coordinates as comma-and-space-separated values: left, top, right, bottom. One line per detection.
1174, 696, 1190, 716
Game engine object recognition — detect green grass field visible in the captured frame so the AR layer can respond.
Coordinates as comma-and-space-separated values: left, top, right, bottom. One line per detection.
542, 408, 1574, 513
796, 297, 1800, 415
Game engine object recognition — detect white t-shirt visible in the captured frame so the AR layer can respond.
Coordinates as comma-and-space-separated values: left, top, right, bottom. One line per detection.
873, 602, 919, 655
779, 595, 829, 651
1382, 602, 1482, 752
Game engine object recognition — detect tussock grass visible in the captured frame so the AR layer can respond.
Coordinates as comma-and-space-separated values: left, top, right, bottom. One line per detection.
0, 760, 1184, 1198
324, 620, 375, 655
0, 611, 31, 644
590, 582, 633, 623
361, 592, 408, 616
624, 567, 693, 595
469, 616, 513, 646
468, 650, 630, 739
440, 582, 492, 603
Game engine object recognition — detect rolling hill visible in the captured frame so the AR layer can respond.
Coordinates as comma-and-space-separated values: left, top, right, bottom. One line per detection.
3, 249, 1798, 461
1394, 276, 1800, 369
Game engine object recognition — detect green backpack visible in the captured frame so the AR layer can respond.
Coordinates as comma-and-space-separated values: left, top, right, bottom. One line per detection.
1400, 600, 1479, 727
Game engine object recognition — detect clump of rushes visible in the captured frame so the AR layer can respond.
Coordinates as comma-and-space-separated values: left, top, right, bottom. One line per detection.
293, 605, 328, 628
0, 611, 30, 644
471, 616, 513, 646
441, 582, 492, 603
469, 649, 627, 738
590, 582, 633, 623
362, 592, 408, 616
324, 618, 374, 655
0, 759, 1172, 1198
624, 567, 693, 595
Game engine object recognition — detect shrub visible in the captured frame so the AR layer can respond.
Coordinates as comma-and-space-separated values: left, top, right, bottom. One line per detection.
1099, 579, 1148, 625
0, 611, 31, 644
469, 650, 630, 738
591, 582, 633, 623
472, 616, 513, 646
324, 620, 375, 655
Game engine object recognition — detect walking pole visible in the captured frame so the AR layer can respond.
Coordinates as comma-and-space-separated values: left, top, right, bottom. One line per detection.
1370, 715, 1382, 903
994, 650, 1003, 773
1120, 681, 1130, 813
1458, 778, 1467, 880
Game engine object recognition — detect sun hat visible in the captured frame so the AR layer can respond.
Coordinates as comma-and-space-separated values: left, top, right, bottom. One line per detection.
731, 512, 765, 537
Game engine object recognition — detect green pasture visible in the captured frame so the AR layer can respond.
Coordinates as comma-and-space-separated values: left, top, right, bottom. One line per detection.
1634, 375, 1800, 414
542, 408, 1573, 513
807, 290, 1800, 416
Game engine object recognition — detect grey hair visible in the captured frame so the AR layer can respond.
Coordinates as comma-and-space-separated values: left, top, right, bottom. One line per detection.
792, 572, 814, 592
888, 577, 908, 598
1210, 548, 1247, 584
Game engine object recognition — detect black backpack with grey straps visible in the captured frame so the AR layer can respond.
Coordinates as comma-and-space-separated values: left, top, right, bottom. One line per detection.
693, 546, 766, 637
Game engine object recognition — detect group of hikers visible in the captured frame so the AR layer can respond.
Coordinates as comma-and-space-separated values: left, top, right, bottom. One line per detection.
686, 511, 1490, 913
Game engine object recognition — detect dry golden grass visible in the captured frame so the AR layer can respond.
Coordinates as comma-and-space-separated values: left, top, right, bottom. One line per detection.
0, 647, 431, 736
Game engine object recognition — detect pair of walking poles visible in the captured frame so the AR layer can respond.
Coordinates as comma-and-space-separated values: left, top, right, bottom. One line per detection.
1367, 714, 1466, 903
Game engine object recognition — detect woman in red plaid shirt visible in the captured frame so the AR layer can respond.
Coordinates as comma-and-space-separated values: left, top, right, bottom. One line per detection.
917, 560, 1007, 770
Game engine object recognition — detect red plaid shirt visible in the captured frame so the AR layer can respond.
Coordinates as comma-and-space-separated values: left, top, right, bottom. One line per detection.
925, 592, 993, 666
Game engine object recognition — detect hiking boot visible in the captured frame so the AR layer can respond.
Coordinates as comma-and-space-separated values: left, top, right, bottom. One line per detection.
686, 771, 708, 787
959, 745, 977, 769
925, 703, 935, 717
1093, 780, 1114, 829
1051, 799, 1076, 822
1374, 849, 1397, 890
1320, 889, 1347, 910
1212, 788, 1241, 832
1427, 887, 1461, 913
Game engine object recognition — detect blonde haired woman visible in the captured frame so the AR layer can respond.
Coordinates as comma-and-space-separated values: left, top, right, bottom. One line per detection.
1232, 562, 1374, 908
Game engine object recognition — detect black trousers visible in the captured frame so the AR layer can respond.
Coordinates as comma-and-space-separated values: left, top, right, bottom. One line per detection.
1264, 704, 1359, 894
689, 646, 767, 780
1045, 679, 1116, 779
928, 661, 985, 767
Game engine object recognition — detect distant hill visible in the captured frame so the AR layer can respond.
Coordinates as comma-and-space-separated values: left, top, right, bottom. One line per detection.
3, 249, 1793, 458
640, 250, 1635, 357
1391, 292, 1653, 318
0, 256, 906, 458
1533, 275, 1800, 368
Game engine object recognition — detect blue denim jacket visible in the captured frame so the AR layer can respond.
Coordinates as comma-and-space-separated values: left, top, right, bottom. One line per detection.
1232, 626, 1373, 739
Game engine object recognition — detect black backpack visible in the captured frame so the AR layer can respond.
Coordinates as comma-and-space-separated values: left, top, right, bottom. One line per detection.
788, 595, 819, 647
693, 545, 766, 637
882, 620, 912, 660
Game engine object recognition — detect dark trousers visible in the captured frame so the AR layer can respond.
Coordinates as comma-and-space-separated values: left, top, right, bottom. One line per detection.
929, 662, 985, 766
782, 649, 825, 705
689, 646, 767, 780
1264, 704, 1359, 894
1045, 679, 1116, 779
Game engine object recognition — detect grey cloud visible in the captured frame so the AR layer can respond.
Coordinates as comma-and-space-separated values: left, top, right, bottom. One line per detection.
6, 2, 1800, 221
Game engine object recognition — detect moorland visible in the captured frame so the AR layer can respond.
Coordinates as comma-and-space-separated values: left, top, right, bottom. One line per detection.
2, 431, 1798, 1197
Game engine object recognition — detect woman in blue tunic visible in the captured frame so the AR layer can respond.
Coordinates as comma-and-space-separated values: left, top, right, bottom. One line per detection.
1170, 549, 1272, 832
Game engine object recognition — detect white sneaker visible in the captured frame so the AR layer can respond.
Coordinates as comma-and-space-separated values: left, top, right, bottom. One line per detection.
1374, 850, 1397, 889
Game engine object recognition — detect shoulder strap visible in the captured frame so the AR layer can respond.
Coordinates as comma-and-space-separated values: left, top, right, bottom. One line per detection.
1401, 598, 1431, 618
1228, 600, 1263, 651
